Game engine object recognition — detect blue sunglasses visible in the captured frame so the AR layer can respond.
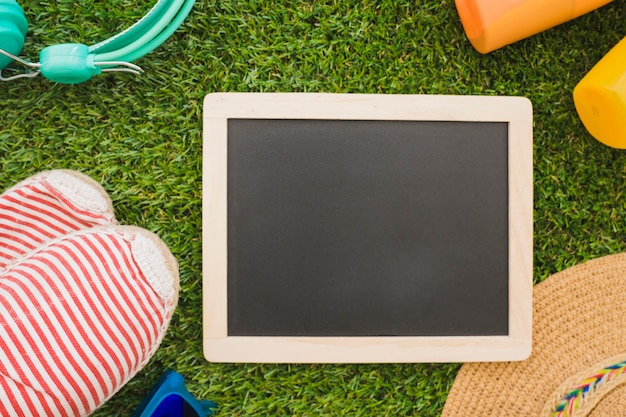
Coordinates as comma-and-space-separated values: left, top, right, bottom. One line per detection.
131, 370, 217, 417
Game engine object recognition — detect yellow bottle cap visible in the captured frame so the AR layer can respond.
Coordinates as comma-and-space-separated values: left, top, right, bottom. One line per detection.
574, 37, 626, 148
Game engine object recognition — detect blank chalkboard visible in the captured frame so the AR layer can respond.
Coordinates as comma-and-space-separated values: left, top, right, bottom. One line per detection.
203, 93, 533, 363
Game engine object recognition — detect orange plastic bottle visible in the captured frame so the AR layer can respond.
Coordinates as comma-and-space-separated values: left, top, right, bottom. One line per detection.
573, 36, 626, 148
455, 0, 614, 54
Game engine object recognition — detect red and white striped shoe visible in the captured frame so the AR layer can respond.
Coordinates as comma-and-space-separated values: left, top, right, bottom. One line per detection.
0, 225, 179, 417
0, 170, 117, 270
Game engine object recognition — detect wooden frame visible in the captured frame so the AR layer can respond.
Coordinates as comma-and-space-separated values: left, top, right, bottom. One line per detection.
202, 93, 533, 363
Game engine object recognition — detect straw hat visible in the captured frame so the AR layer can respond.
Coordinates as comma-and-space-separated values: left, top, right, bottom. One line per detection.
441, 252, 626, 417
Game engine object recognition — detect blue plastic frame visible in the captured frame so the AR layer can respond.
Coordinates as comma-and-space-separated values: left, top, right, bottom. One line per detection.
131, 370, 217, 417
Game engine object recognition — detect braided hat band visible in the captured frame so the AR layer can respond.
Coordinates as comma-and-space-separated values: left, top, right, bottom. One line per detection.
547, 356, 626, 416
441, 253, 626, 417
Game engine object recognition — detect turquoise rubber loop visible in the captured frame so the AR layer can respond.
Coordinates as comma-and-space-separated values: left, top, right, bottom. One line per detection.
0, 0, 28, 69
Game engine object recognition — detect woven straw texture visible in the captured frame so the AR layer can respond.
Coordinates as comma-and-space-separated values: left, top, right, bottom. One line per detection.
441, 252, 626, 417
588, 384, 626, 416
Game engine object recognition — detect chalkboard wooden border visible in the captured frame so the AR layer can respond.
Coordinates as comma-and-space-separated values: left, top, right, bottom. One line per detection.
202, 93, 533, 363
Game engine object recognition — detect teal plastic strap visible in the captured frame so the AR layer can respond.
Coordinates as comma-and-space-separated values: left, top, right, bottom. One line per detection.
89, 0, 177, 55
89, 0, 196, 64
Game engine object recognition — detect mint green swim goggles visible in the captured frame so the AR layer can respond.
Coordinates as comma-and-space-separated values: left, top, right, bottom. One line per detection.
0, 0, 195, 84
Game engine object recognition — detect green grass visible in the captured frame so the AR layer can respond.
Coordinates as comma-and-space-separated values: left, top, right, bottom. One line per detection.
1, 0, 626, 415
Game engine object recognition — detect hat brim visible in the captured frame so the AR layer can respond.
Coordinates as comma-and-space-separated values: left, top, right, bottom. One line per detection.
442, 253, 626, 417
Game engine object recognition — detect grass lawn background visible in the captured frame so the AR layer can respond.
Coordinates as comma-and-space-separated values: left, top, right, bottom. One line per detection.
1, 1, 626, 415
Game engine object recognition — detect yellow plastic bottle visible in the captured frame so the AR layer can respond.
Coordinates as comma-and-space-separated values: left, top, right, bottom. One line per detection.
455, 0, 614, 54
573, 37, 626, 148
